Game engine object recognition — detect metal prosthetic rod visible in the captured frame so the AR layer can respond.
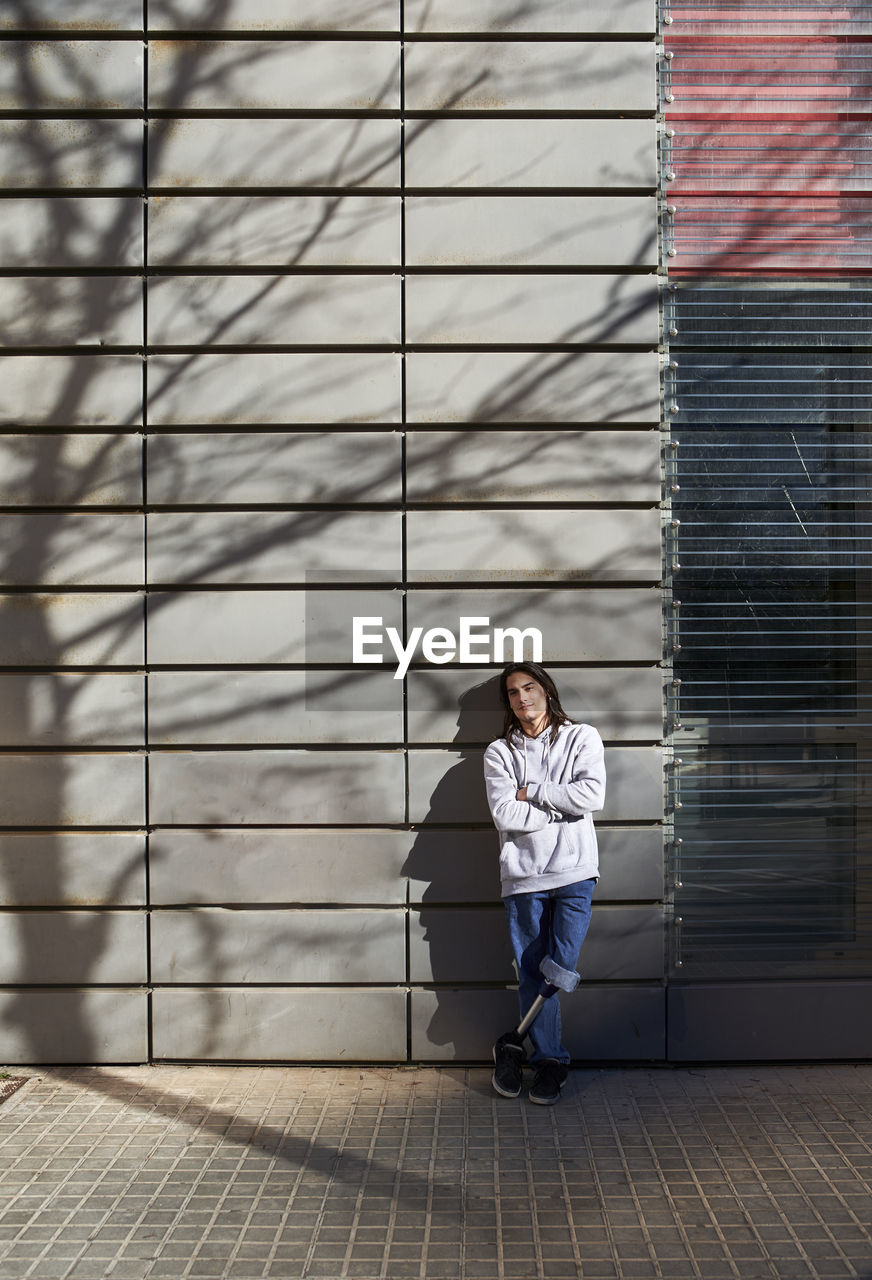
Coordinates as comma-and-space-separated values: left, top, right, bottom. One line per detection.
498, 957, 581, 1051
515, 981, 559, 1037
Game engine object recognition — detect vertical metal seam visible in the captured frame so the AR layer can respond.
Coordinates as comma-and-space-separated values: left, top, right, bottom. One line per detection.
399, 0, 413, 1064
142, 0, 153, 1064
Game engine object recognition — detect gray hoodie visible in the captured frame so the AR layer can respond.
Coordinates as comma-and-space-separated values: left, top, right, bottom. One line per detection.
484, 721, 606, 897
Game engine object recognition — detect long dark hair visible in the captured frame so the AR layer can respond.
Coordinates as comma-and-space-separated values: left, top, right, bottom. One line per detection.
499, 661, 572, 744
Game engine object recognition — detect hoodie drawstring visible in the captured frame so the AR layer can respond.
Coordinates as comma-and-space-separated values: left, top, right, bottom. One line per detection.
518, 728, 550, 790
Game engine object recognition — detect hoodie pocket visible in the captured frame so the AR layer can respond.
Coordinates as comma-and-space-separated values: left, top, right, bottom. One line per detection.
499, 829, 559, 881
541, 831, 585, 876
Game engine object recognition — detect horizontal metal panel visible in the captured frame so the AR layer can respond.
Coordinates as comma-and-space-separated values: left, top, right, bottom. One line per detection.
406, 906, 503, 987
0, 593, 144, 666
0, 120, 142, 189
152, 908, 405, 983
148, 275, 401, 346
0, 435, 141, 506
0, 41, 143, 110
0, 674, 144, 747
147, 354, 401, 424
147, 431, 401, 504
404, 41, 654, 112
407, 746, 664, 824
149, 117, 399, 190
406, 0, 655, 33
0, 278, 141, 349
147, 589, 402, 664
0, 515, 144, 587
406, 351, 660, 424
406, 667, 663, 743
148, 749, 405, 824
405, 509, 661, 581
406, 273, 658, 345
665, 41, 872, 113
0, 989, 147, 1064
407, 588, 663, 663
0, 356, 142, 428
0, 1, 142, 28
148, 195, 400, 267
667, 121, 872, 195
150, 830, 409, 905
666, 281, 872, 348
406, 827, 664, 903
0, 199, 143, 269
405, 430, 660, 503
411, 985, 665, 1060
0, 912, 145, 985
405, 830, 501, 904
593, 828, 664, 901
665, 2, 872, 37
668, 197, 872, 274
672, 352, 872, 425
668, 984, 872, 1061
148, 0, 399, 32
146, 512, 401, 585
0, 754, 145, 826
148, 671, 402, 744
149, 40, 399, 110
405, 118, 657, 189
406, 195, 656, 267
0, 834, 146, 907
409, 906, 664, 982
153, 988, 407, 1061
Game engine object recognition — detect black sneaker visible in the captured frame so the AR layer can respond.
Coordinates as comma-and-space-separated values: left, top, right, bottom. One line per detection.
529, 1059, 569, 1105
491, 1032, 526, 1098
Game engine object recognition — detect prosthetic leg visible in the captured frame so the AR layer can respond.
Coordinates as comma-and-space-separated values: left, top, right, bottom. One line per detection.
497, 955, 580, 1051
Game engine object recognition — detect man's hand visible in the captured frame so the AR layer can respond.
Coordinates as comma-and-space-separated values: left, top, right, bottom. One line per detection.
516, 786, 528, 801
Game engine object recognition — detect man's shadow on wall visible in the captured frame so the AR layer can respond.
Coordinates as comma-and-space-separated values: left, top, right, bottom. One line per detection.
402, 674, 519, 1060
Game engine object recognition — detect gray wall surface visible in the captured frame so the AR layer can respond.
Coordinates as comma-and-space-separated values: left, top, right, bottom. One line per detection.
0, 2, 662, 1063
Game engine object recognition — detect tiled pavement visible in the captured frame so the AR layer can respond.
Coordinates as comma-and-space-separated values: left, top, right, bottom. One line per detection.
0, 1064, 870, 1280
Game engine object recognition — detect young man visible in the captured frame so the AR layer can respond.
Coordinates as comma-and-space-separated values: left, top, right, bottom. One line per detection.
484, 662, 606, 1105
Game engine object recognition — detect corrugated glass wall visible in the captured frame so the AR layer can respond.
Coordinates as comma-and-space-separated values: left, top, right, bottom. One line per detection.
0, 2, 664, 1063
664, 0, 872, 1057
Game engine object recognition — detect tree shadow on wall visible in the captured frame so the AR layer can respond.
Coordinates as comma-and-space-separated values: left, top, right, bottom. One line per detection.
0, 0, 671, 1067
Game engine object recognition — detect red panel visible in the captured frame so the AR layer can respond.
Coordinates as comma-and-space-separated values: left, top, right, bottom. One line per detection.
666, 4, 872, 37
667, 121, 872, 194
665, 42, 872, 114
667, 196, 872, 274
665, 9, 872, 275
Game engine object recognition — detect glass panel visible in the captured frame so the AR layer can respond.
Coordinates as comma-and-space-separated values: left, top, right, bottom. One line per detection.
668, 123, 872, 193
665, 3, 872, 38
665, 42, 872, 113
667, 281, 872, 348
668, 321, 872, 980
666, 199, 872, 275
664, 6, 872, 984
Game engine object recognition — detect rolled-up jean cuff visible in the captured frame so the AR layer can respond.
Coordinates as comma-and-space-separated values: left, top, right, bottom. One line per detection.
540, 955, 580, 992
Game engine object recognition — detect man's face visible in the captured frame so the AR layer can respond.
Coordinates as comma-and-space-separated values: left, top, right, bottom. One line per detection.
505, 671, 549, 732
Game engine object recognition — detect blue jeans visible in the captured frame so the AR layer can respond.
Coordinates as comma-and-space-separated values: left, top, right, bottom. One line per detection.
504, 878, 596, 1064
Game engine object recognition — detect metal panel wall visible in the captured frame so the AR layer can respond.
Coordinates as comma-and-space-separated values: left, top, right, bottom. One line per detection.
0, 4, 661, 1062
